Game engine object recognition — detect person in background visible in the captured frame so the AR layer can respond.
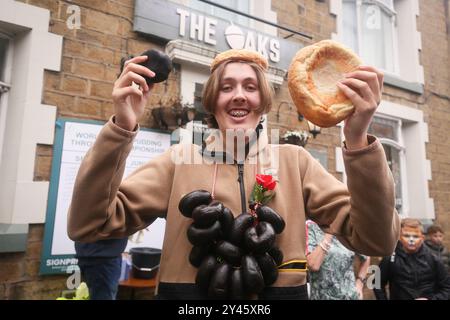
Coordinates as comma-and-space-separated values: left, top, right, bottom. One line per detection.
424, 224, 450, 273
374, 218, 450, 300
75, 238, 128, 300
306, 220, 370, 300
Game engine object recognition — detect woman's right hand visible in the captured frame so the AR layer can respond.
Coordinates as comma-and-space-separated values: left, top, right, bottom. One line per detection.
112, 56, 155, 131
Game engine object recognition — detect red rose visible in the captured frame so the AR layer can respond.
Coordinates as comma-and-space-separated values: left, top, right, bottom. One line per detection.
256, 174, 276, 191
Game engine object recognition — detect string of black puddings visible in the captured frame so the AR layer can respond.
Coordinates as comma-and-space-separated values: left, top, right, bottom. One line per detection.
178, 190, 285, 299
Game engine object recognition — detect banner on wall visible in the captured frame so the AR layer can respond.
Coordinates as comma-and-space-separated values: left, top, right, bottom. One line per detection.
40, 118, 171, 275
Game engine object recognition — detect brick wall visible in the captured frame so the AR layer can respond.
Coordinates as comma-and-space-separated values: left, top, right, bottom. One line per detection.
418, 0, 450, 248
0, 224, 68, 299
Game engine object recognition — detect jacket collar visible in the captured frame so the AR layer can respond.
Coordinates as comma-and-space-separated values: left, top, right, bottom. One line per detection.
424, 240, 444, 252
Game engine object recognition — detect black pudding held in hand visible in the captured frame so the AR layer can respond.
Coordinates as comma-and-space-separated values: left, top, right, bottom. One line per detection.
139, 49, 173, 84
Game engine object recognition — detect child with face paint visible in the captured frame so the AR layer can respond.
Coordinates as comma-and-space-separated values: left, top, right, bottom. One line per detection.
374, 218, 450, 300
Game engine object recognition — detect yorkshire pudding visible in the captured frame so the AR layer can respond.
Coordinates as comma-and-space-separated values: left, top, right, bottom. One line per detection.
288, 40, 362, 128
210, 49, 268, 72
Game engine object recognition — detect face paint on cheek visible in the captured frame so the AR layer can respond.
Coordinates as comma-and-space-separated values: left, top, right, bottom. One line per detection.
407, 236, 419, 246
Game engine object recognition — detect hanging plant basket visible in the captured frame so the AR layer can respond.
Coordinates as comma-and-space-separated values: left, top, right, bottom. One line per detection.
282, 130, 309, 147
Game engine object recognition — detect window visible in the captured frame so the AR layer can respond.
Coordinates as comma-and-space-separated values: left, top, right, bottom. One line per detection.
368, 116, 406, 215
333, 0, 424, 90
193, 82, 205, 119
0, 32, 12, 165
191, 82, 212, 145
336, 102, 433, 219
190, 0, 250, 27
342, 0, 397, 73
0, 36, 10, 81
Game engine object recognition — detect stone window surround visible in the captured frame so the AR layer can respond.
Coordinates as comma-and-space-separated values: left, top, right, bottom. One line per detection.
330, 0, 424, 94
335, 101, 435, 220
0, 0, 63, 226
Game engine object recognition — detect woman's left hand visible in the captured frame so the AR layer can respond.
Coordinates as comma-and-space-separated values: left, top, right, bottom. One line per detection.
337, 65, 384, 150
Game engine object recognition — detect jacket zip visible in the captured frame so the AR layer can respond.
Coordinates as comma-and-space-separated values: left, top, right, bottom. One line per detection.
237, 163, 247, 214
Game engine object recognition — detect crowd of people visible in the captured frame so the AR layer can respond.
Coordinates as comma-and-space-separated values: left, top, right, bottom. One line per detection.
306, 219, 450, 300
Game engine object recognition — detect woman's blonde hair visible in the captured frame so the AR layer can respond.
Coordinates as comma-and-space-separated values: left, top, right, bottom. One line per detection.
202, 60, 273, 128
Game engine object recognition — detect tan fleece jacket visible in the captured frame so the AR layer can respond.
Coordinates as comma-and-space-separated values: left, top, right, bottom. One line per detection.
68, 118, 400, 289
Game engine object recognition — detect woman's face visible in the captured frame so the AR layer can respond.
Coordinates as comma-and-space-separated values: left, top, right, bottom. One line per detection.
214, 62, 262, 133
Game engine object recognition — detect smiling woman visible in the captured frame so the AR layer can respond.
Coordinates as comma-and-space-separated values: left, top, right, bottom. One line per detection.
202, 49, 273, 130
68, 46, 400, 300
